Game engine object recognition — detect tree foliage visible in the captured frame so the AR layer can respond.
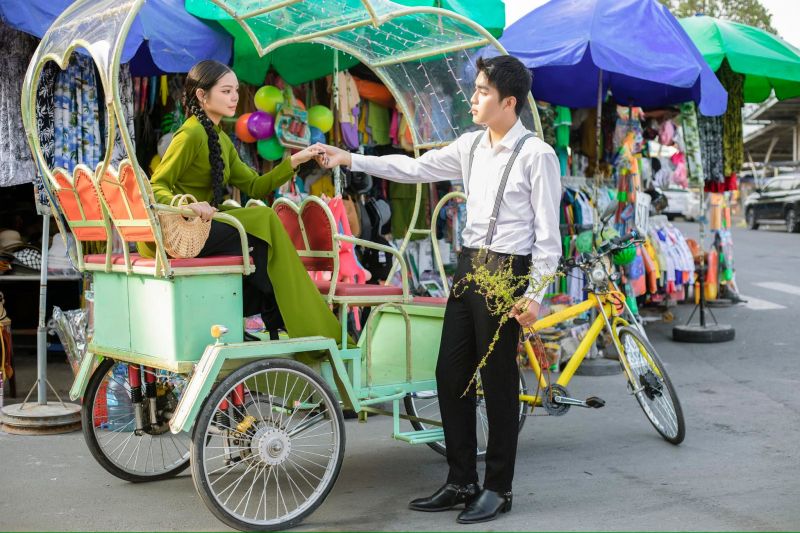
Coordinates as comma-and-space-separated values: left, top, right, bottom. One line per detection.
660, 0, 776, 34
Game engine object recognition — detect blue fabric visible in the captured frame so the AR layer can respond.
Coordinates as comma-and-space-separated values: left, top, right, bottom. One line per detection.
496, 0, 727, 116
0, 0, 231, 75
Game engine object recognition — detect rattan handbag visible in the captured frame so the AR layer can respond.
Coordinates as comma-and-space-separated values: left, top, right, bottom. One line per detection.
158, 194, 211, 259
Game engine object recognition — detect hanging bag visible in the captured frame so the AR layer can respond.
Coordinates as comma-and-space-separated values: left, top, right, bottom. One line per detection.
158, 194, 211, 258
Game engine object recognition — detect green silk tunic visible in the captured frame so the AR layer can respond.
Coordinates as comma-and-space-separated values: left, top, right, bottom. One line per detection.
138, 116, 344, 343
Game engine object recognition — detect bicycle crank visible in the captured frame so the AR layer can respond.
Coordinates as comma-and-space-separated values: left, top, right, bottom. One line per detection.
542, 385, 605, 416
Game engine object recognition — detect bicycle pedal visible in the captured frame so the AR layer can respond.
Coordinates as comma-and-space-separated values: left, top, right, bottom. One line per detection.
585, 396, 605, 408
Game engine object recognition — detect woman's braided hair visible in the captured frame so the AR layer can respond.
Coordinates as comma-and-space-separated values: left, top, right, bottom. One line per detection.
182, 60, 233, 207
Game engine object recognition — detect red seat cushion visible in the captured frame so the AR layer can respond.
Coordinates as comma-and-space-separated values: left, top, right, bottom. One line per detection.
411, 296, 448, 306
84, 253, 253, 268
314, 280, 403, 297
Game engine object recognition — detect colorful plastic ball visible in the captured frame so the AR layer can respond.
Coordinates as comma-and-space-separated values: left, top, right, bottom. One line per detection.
307, 105, 334, 133
254, 85, 284, 114
247, 111, 275, 140
257, 137, 285, 161
235, 113, 257, 143
309, 126, 326, 145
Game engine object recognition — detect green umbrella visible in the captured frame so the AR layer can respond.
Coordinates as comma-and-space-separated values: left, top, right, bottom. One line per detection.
186, 0, 505, 86
680, 15, 800, 102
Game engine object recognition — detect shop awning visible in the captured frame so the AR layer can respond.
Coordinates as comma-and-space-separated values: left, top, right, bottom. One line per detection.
497, 0, 728, 116
0, 0, 232, 73
680, 15, 800, 103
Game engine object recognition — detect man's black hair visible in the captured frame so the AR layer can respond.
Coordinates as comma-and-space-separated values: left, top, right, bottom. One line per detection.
475, 55, 532, 116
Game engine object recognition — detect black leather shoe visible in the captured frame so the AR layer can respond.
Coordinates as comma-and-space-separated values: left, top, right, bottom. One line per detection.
408, 482, 480, 512
456, 489, 512, 523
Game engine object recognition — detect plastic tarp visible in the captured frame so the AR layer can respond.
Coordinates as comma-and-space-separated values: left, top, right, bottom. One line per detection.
680, 15, 800, 102
186, 0, 534, 148
186, 0, 505, 86
496, 0, 728, 116
0, 0, 232, 74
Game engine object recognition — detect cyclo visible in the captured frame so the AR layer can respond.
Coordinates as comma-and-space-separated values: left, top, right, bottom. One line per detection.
21, 1, 683, 531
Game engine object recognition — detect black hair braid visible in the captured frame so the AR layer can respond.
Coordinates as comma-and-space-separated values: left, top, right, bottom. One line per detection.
190, 102, 226, 207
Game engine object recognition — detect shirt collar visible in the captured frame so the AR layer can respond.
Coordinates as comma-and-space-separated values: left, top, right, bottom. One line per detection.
478, 119, 528, 152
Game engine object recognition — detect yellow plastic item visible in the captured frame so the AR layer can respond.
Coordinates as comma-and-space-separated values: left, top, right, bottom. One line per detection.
160, 75, 168, 107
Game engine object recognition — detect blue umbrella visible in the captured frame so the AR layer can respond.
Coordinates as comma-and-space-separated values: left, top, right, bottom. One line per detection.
0, 0, 231, 74
498, 0, 727, 115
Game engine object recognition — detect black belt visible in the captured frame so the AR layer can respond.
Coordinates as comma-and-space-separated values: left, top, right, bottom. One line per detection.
460, 247, 531, 263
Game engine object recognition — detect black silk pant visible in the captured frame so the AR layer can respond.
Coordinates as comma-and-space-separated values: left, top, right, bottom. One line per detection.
438, 247, 531, 493
198, 221, 284, 331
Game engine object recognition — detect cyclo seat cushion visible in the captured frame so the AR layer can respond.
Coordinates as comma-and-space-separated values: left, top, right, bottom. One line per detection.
84, 253, 253, 268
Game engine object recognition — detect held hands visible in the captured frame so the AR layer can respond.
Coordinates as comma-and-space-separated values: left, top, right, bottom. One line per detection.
508, 297, 540, 329
187, 201, 217, 222
290, 144, 328, 169
309, 143, 352, 169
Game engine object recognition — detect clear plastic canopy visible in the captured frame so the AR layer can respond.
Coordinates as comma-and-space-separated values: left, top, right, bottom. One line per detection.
187, 0, 540, 149
21, 0, 540, 173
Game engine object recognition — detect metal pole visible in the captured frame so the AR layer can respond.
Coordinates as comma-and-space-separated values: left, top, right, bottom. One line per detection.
332, 49, 343, 197
37, 213, 50, 404
594, 68, 603, 182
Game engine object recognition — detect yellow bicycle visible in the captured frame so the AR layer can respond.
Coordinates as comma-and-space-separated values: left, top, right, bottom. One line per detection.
521, 230, 685, 445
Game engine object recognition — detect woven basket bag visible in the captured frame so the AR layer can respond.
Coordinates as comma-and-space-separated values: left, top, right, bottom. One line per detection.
158, 194, 211, 258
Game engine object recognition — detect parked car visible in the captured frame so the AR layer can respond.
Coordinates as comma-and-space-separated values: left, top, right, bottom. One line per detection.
744, 175, 800, 232
661, 188, 701, 221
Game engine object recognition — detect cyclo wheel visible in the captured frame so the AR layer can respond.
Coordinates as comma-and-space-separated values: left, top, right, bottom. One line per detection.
616, 326, 685, 445
403, 372, 529, 458
190, 358, 345, 532
82, 358, 191, 482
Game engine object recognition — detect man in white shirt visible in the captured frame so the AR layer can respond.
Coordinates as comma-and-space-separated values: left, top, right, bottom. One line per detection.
316, 55, 561, 524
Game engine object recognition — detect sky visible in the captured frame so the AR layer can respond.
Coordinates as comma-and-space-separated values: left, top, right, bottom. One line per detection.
504, 0, 800, 48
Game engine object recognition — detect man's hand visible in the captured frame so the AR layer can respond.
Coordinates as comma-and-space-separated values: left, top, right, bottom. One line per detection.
311, 143, 352, 169
508, 297, 540, 328
290, 144, 327, 169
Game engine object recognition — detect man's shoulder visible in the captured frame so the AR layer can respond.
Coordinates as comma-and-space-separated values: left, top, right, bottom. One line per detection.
523, 133, 557, 158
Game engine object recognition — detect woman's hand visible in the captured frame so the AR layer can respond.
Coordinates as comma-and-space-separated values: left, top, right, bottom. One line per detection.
186, 201, 217, 222
311, 143, 352, 169
290, 144, 328, 169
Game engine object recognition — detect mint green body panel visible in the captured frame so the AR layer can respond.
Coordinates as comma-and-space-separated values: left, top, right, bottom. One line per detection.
92, 271, 244, 363
358, 304, 444, 388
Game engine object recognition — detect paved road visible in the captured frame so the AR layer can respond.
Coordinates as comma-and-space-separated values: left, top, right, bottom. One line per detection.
1, 221, 799, 531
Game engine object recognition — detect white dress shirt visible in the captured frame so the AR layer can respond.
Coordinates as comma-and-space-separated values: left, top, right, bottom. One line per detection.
350, 119, 562, 302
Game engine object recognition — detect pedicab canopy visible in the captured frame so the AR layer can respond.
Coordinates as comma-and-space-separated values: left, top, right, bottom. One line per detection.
21, 0, 540, 184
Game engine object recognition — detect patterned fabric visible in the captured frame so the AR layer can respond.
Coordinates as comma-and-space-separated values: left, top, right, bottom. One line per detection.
536, 103, 556, 147
53, 54, 102, 173
680, 102, 705, 185
110, 64, 136, 167
33, 62, 61, 207
717, 60, 744, 177
697, 113, 724, 184
0, 23, 38, 187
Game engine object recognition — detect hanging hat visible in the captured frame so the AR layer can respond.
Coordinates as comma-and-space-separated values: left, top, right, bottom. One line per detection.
0, 230, 24, 250
10, 247, 42, 271
374, 199, 391, 228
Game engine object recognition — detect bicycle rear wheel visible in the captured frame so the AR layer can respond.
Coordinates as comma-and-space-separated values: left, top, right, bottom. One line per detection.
403, 372, 528, 458
616, 326, 685, 445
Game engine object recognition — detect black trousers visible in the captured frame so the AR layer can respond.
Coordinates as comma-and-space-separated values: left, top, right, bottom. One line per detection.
199, 221, 284, 331
437, 247, 531, 493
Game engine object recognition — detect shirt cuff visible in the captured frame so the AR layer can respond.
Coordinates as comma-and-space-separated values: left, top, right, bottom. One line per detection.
349, 153, 367, 172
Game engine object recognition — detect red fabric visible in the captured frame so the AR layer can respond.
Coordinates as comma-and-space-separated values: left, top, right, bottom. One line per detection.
314, 280, 403, 297
411, 296, 448, 306
353, 77, 395, 107
84, 254, 252, 267
99, 162, 155, 242
53, 167, 109, 241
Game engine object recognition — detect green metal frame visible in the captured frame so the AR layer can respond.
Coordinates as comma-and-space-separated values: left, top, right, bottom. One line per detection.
24, 0, 523, 446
